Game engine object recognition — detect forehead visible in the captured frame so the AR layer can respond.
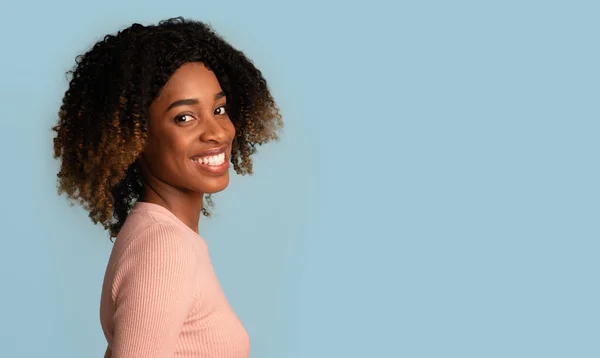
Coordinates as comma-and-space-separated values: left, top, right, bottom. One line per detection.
154, 62, 222, 104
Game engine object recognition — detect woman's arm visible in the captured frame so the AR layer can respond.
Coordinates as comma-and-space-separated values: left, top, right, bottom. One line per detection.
104, 346, 111, 358
109, 225, 197, 358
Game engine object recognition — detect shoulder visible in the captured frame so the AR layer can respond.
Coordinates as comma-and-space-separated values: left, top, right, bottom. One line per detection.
116, 222, 197, 275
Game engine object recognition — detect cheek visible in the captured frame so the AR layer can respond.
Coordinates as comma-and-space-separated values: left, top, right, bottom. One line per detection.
146, 129, 189, 164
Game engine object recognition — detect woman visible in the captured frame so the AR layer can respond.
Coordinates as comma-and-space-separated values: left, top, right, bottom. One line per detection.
52, 17, 282, 358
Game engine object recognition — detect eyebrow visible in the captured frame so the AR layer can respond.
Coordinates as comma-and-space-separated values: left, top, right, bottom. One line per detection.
165, 91, 227, 112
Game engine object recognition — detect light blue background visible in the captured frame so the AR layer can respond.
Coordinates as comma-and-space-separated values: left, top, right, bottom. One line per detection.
0, 0, 598, 357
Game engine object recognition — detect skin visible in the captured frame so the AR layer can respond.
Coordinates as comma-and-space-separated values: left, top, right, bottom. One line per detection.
138, 61, 236, 232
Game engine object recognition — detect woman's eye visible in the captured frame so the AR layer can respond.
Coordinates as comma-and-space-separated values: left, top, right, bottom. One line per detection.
214, 106, 227, 115
175, 114, 195, 123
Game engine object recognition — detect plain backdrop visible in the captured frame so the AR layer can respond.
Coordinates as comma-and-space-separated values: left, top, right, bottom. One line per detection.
0, 1, 598, 357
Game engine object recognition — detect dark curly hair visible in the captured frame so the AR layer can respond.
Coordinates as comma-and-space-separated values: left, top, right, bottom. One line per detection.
52, 17, 282, 238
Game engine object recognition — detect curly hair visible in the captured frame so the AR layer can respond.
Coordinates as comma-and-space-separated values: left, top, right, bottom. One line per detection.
52, 17, 282, 238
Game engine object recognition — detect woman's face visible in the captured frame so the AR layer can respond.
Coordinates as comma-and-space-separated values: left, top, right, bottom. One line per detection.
142, 62, 235, 195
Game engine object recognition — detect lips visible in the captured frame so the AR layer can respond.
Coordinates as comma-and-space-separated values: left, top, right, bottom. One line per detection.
189, 145, 229, 175
190, 144, 228, 159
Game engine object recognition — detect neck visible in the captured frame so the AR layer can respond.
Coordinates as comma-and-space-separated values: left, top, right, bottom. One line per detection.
140, 174, 204, 234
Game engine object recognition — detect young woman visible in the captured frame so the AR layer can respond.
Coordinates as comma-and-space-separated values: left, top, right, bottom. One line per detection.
52, 17, 282, 358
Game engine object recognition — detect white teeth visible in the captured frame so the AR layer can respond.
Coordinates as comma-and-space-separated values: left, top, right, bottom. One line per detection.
192, 152, 225, 166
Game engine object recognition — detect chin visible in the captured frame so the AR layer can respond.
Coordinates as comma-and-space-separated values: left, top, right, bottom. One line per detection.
197, 177, 230, 195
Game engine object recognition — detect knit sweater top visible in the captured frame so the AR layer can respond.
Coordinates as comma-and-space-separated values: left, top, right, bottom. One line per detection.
99, 202, 250, 358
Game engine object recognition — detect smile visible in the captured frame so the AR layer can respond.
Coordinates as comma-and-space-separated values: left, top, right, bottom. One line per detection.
190, 152, 226, 166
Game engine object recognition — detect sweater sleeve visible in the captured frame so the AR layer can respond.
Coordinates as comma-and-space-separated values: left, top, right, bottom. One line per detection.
110, 224, 197, 358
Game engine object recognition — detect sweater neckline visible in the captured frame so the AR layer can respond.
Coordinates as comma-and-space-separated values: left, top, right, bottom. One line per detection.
132, 201, 201, 238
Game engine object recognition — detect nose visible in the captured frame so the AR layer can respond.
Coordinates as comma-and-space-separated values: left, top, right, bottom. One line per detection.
198, 112, 230, 144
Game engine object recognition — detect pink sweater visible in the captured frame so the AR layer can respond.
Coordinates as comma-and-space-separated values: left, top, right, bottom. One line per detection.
100, 202, 250, 358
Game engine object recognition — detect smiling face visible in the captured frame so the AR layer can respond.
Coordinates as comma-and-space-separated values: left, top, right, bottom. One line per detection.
141, 62, 236, 196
